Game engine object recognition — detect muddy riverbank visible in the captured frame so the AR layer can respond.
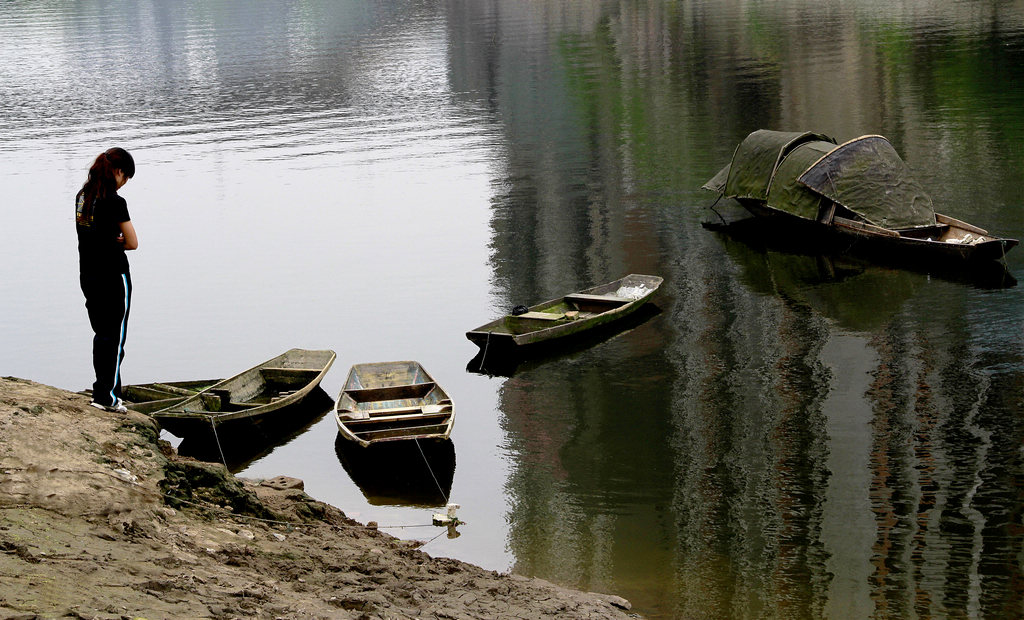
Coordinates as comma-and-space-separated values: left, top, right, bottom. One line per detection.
0, 377, 636, 619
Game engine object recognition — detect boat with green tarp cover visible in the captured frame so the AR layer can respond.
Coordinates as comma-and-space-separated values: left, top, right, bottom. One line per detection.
703, 130, 1017, 263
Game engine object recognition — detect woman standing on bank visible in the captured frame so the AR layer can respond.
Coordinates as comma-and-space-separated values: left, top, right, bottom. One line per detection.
76, 147, 137, 413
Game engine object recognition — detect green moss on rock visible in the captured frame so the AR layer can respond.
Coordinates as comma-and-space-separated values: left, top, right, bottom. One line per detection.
160, 460, 278, 521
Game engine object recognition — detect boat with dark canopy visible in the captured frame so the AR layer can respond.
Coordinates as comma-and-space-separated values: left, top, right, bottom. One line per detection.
703, 130, 1017, 263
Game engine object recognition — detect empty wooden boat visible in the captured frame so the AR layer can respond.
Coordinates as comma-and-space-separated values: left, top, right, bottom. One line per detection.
150, 348, 336, 438
465, 274, 663, 352
335, 361, 454, 447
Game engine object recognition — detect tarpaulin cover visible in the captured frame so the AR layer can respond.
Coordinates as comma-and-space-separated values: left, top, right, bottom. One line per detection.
798, 136, 935, 229
765, 140, 837, 220
702, 163, 731, 194
720, 130, 835, 200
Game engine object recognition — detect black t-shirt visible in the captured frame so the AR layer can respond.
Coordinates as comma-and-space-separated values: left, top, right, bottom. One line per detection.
76, 192, 130, 275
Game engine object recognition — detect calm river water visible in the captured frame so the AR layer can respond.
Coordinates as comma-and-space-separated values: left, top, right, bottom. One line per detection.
2, 2, 1023, 618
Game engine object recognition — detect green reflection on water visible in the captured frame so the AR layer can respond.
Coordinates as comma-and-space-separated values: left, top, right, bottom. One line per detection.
482, 1, 1024, 618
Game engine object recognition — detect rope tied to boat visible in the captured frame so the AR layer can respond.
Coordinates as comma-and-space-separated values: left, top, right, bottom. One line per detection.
207, 415, 230, 471
414, 437, 449, 505
187, 416, 460, 536
476, 330, 493, 374
705, 193, 727, 226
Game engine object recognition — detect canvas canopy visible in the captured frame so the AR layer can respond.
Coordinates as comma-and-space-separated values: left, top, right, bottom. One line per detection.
765, 140, 836, 220
798, 136, 935, 229
705, 130, 835, 200
704, 130, 937, 230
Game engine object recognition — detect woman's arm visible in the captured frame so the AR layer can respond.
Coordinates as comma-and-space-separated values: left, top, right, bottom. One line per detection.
118, 220, 139, 250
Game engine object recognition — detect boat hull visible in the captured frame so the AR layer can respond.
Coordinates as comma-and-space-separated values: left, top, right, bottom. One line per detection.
739, 200, 1017, 265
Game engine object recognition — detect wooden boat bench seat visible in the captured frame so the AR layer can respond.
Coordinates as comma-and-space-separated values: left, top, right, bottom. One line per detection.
260, 367, 323, 381
833, 216, 900, 238
150, 383, 203, 396
350, 422, 453, 441
346, 403, 449, 420
344, 383, 436, 403
345, 411, 452, 426
897, 224, 949, 239
515, 311, 565, 321
564, 293, 627, 304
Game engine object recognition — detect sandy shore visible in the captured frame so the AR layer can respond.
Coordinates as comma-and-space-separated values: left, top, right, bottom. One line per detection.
0, 377, 636, 619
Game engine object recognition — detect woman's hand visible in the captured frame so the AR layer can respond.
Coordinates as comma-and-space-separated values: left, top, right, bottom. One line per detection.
118, 221, 139, 250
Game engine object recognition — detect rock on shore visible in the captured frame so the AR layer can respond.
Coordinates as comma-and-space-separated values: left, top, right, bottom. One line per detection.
0, 377, 636, 619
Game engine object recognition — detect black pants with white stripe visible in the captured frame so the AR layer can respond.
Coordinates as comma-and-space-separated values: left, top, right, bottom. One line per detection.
81, 271, 132, 407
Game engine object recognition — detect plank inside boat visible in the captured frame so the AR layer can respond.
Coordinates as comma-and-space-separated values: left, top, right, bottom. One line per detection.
335, 361, 455, 447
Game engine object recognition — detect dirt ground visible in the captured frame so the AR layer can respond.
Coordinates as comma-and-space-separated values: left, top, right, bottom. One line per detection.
0, 377, 637, 620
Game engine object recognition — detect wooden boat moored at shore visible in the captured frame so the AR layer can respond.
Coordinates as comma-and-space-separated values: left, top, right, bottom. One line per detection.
702, 131, 1018, 264
150, 348, 336, 438
335, 361, 454, 448
465, 274, 663, 353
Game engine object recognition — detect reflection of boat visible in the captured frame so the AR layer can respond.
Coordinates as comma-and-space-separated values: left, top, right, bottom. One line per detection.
710, 219, 920, 332
122, 379, 221, 414
176, 388, 333, 473
151, 348, 336, 438
334, 434, 455, 507
703, 130, 1018, 265
335, 361, 454, 447
466, 274, 663, 355
467, 303, 664, 377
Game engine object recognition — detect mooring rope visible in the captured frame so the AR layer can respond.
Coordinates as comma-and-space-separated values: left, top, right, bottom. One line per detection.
157, 404, 456, 539
413, 437, 449, 505
180, 418, 456, 536
198, 416, 452, 514
476, 330, 493, 373
207, 415, 230, 471
706, 193, 727, 226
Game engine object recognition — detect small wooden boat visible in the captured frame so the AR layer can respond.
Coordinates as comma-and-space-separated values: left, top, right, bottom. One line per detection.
465, 274, 663, 352
703, 130, 1018, 264
122, 380, 221, 414
150, 348, 336, 438
467, 302, 664, 376
335, 361, 454, 447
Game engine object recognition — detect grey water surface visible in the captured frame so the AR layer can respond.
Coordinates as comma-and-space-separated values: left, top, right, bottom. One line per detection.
2, 2, 1023, 617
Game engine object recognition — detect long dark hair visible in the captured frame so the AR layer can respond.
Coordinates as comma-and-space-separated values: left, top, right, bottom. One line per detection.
76, 147, 135, 225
